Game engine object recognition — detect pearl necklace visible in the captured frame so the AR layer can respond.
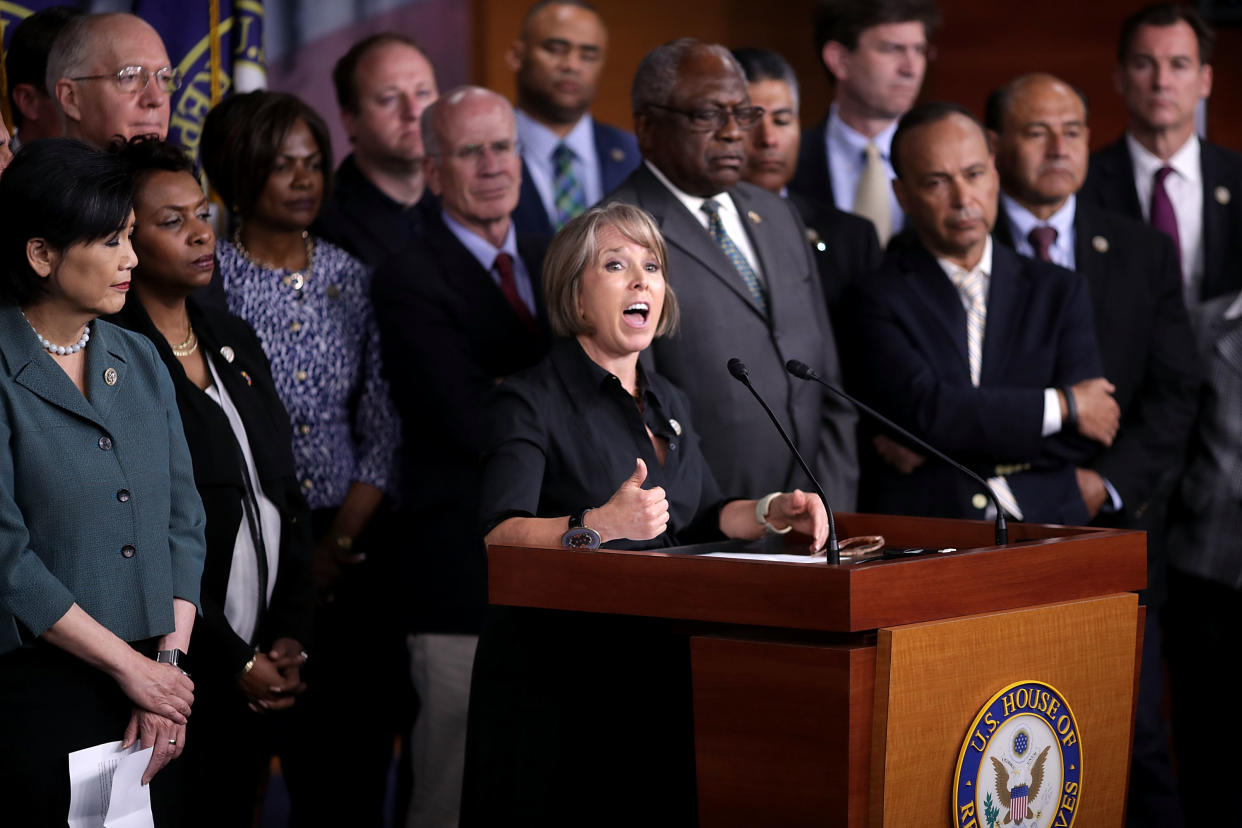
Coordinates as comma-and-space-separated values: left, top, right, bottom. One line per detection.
22, 311, 90, 356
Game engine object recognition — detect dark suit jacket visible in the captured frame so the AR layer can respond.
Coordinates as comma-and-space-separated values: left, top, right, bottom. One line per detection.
994, 201, 1200, 602
372, 213, 551, 633
1082, 136, 1242, 302
790, 117, 835, 206
111, 298, 314, 677
787, 190, 882, 312
608, 164, 858, 507
842, 239, 1104, 524
513, 119, 640, 237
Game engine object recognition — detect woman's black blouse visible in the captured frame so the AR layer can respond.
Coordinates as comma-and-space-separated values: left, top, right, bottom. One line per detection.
479, 337, 728, 549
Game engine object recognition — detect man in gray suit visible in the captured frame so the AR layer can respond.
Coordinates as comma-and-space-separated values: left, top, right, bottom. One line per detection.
608, 38, 857, 506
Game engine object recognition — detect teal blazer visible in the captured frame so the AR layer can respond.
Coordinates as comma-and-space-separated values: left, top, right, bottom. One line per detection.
0, 304, 207, 655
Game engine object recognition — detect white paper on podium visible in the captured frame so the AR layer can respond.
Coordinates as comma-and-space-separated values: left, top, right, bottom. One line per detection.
698, 551, 828, 563
67, 740, 155, 828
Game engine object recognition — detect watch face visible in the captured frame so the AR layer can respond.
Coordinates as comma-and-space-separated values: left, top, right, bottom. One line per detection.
561, 527, 601, 550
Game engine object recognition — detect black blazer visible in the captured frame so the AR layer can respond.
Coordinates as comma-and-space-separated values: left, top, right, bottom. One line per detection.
842, 239, 1105, 525
1081, 136, 1242, 302
790, 117, 835, 206
371, 213, 551, 633
111, 298, 314, 678
513, 119, 641, 238
994, 201, 1200, 515
787, 190, 882, 312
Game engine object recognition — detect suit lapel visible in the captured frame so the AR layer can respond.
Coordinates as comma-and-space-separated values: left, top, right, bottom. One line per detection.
429, 214, 530, 328
1213, 315, 1242, 377
728, 186, 783, 316
902, 247, 971, 378
1200, 142, 1229, 298
0, 306, 106, 428
82, 324, 128, 423
1071, 204, 1109, 312
1101, 139, 1144, 217
593, 123, 632, 195
981, 243, 1031, 386
630, 166, 766, 318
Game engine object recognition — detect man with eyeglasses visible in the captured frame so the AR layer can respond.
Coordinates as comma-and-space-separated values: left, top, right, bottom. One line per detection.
608, 38, 858, 507
791, 0, 941, 246
370, 85, 549, 828
45, 12, 176, 149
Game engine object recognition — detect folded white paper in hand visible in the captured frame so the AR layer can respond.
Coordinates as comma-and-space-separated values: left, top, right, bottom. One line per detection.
67, 740, 155, 828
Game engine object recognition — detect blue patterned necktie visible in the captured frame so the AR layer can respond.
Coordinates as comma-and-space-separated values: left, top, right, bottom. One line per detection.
701, 198, 767, 314
552, 143, 587, 229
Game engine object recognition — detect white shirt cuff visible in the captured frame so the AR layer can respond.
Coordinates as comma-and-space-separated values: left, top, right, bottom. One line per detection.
1042, 388, 1063, 437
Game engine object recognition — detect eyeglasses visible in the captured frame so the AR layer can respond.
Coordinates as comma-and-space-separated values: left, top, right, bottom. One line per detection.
437, 139, 521, 164
647, 103, 764, 132
69, 65, 182, 95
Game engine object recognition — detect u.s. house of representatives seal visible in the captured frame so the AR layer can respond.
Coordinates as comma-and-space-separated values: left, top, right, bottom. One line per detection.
953, 680, 1082, 827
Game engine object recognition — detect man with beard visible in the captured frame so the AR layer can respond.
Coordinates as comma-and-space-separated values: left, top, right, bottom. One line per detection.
317, 34, 440, 266
508, 0, 638, 236
790, 0, 940, 245
841, 102, 1118, 525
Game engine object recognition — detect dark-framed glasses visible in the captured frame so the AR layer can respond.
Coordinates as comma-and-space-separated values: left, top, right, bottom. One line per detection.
69, 65, 182, 95
648, 103, 764, 132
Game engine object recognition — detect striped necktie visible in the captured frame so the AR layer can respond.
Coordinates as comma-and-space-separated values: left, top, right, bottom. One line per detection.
950, 265, 1023, 520
701, 198, 767, 314
552, 143, 587, 229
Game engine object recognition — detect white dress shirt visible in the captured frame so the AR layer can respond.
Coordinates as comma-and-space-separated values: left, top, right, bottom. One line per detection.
644, 160, 764, 281
516, 110, 603, 221
1127, 132, 1204, 298
205, 358, 282, 644
825, 104, 904, 230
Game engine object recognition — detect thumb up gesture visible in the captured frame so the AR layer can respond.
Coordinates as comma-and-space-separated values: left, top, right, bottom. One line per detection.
591, 458, 670, 543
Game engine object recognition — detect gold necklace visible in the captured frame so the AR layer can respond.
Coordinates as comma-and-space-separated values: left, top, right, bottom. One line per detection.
171, 324, 199, 357
232, 228, 314, 289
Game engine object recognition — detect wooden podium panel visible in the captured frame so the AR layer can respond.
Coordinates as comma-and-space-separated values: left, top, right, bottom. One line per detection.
691, 638, 876, 828
870, 594, 1139, 827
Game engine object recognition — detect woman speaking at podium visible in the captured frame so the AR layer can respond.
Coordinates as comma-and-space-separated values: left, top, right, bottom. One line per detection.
462, 202, 826, 825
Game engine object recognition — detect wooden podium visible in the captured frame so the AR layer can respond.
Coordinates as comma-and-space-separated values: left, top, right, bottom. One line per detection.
486, 513, 1145, 827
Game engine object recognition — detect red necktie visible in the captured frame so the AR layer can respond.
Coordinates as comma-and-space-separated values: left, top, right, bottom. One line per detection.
494, 252, 536, 330
1028, 226, 1058, 263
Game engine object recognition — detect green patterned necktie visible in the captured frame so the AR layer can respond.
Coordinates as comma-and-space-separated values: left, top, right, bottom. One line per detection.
701, 198, 767, 314
552, 143, 587, 229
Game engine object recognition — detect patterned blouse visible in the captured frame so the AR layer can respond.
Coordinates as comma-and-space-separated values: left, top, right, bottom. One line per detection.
217, 237, 400, 511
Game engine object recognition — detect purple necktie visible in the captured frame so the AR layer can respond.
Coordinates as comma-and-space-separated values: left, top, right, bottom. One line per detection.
1028, 226, 1057, 263
1150, 166, 1183, 279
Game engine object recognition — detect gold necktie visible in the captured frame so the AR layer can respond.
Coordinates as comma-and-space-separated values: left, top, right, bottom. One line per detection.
853, 142, 893, 246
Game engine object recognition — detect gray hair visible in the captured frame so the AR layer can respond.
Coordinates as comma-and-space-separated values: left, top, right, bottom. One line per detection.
631, 38, 745, 113
421, 85, 514, 158
44, 12, 96, 94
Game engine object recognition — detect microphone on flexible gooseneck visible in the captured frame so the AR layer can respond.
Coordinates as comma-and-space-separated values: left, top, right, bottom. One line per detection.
784, 359, 1010, 546
727, 358, 840, 564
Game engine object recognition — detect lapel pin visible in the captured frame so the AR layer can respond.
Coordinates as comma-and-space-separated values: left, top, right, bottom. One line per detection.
219, 346, 235, 363
240, 370, 253, 386
747, 210, 762, 224
1092, 235, 1110, 253
669, 418, 682, 436
103, 367, 118, 386
610, 147, 626, 162
326, 284, 341, 299
1216, 186, 1231, 205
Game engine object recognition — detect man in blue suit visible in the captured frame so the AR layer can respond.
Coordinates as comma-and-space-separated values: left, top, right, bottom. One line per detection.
507, 0, 639, 237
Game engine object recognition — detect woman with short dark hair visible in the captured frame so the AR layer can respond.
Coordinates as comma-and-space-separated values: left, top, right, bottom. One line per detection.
0, 138, 206, 824
200, 90, 401, 822
109, 135, 316, 826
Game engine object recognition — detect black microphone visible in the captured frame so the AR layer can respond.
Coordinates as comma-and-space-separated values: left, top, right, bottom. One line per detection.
727, 358, 840, 563
785, 359, 1009, 546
